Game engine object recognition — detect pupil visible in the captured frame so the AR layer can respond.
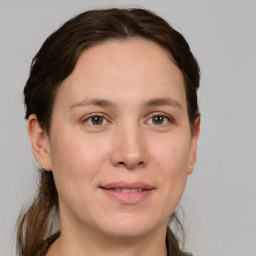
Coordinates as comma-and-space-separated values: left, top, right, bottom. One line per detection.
92, 116, 103, 125
153, 116, 164, 124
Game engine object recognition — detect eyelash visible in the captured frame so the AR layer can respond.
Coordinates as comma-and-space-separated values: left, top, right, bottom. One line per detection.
145, 113, 174, 126
81, 113, 174, 126
82, 114, 110, 126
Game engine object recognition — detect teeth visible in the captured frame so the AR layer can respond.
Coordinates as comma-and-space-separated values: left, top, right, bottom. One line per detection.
115, 188, 143, 193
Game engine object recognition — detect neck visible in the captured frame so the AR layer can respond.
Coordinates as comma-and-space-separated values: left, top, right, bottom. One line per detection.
47, 221, 168, 256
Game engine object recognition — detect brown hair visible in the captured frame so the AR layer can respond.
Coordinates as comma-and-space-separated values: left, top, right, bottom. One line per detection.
17, 8, 200, 256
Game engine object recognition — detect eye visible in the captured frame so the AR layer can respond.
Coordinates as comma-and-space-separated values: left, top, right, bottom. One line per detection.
146, 114, 172, 125
83, 115, 109, 126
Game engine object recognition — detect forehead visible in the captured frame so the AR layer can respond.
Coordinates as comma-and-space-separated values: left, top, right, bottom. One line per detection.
74, 38, 180, 81
55, 38, 186, 109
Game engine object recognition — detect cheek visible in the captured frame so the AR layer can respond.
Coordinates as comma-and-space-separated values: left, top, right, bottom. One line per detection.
48, 132, 111, 223
151, 134, 191, 208
48, 130, 108, 198
152, 133, 191, 175
50, 126, 106, 170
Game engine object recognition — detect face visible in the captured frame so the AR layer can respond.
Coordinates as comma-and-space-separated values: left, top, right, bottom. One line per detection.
34, 39, 199, 239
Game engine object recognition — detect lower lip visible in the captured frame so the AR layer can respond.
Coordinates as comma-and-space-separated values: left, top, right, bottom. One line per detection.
101, 189, 154, 204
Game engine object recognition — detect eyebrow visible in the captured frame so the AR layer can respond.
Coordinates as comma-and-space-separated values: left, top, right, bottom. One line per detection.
70, 98, 116, 109
69, 97, 182, 109
143, 98, 182, 109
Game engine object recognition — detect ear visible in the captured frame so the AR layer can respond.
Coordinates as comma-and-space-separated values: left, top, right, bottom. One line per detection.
187, 117, 200, 175
27, 114, 52, 171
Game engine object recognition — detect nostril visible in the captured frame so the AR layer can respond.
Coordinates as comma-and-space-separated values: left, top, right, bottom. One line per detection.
117, 161, 144, 168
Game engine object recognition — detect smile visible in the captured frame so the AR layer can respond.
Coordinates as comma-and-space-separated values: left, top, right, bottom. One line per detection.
100, 182, 155, 204
111, 188, 143, 193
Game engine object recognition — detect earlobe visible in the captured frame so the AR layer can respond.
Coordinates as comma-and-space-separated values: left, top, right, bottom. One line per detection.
188, 117, 200, 175
27, 114, 52, 171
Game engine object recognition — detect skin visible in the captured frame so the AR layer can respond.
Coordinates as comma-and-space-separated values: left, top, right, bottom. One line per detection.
28, 38, 200, 256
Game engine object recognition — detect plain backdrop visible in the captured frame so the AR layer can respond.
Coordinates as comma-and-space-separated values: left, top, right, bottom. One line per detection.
0, 0, 255, 255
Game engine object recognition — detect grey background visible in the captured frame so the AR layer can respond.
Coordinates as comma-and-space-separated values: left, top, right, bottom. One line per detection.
1, 0, 255, 255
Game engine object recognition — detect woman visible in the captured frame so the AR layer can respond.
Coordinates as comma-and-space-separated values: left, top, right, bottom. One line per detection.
17, 8, 200, 256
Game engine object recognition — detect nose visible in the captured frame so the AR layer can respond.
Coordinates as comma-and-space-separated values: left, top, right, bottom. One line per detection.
110, 125, 149, 170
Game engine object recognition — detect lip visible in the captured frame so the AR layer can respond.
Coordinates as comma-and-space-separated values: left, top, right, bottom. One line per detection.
100, 181, 155, 204
101, 181, 154, 190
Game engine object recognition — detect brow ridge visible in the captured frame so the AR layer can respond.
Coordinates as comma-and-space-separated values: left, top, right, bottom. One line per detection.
143, 98, 182, 109
70, 98, 116, 109
69, 97, 182, 109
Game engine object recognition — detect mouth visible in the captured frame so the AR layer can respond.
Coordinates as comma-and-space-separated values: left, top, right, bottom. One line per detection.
107, 188, 143, 193
99, 182, 155, 204
100, 181, 154, 192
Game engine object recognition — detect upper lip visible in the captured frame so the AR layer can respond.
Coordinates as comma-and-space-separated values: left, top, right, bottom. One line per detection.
100, 182, 155, 190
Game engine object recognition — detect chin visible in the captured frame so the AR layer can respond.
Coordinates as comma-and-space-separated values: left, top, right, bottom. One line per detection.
103, 225, 152, 239
96, 212, 161, 238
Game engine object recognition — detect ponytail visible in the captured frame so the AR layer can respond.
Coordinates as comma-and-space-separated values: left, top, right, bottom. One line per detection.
16, 171, 58, 256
